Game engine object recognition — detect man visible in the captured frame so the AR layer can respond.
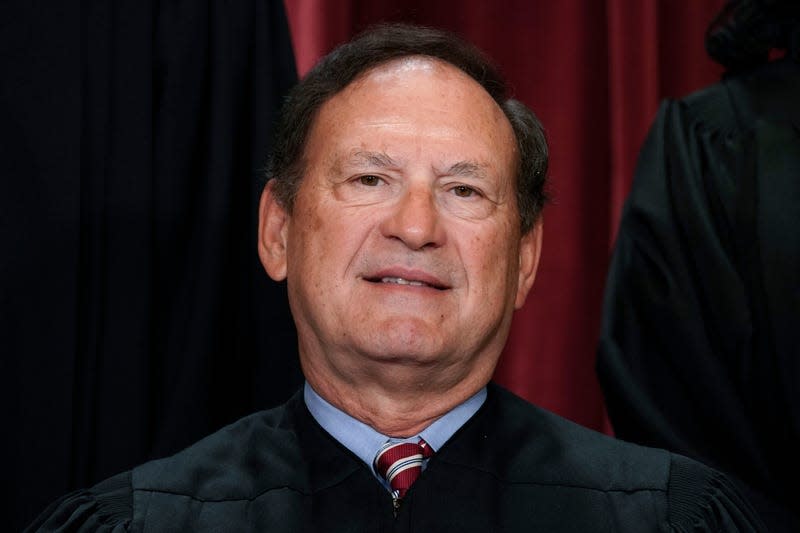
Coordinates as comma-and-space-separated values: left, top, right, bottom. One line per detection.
28, 24, 764, 532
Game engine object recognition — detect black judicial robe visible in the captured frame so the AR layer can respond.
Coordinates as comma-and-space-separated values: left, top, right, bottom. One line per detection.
27, 384, 764, 532
597, 57, 800, 532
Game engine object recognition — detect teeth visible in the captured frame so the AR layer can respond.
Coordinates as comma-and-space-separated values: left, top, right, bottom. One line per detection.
381, 277, 426, 287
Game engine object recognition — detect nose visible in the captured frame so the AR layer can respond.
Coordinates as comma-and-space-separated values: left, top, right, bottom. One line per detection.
379, 183, 446, 250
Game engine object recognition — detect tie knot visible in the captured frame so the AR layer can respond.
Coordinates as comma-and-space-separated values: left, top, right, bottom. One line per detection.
373, 438, 434, 500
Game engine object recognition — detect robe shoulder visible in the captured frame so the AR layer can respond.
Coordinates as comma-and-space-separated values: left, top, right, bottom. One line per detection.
469, 385, 768, 532
24, 396, 307, 532
132, 397, 308, 500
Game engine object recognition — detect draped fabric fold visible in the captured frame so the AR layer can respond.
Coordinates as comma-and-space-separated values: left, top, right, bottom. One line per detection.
1, 1, 300, 529
598, 57, 800, 530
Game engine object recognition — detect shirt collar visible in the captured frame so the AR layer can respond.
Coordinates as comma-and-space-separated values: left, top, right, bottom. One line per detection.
304, 382, 486, 476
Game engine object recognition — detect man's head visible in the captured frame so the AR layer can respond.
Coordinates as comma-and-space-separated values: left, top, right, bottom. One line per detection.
258, 24, 548, 431
267, 24, 548, 234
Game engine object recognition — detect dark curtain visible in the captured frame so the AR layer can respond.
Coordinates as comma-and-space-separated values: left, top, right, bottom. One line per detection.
0, 1, 301, 529
284, 0, 726, 431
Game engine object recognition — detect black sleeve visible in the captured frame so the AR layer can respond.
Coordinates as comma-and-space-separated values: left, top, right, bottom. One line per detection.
24, 471, 133, 532
666, 454, 767, 532
597, 96, 766, 481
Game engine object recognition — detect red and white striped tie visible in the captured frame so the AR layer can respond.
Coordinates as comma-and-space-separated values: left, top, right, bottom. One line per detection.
373, 438, 434, 504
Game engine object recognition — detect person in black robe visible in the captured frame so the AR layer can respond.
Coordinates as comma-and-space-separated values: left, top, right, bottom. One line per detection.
28, 385, 760, 532
597, 1, 800, 531
28, 24, 766, 532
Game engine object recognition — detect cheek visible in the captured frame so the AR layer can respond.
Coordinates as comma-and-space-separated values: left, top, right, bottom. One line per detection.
289, 202, 370, 278
286, 202, 327, 289
465, 225, 519, 296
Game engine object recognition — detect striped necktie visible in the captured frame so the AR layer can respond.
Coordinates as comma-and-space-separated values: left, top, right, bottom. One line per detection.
373, 438, 434, 509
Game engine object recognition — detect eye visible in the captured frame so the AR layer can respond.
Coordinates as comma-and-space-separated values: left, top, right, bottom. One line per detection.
358, 175, 381, 186
452, 185, 477, 198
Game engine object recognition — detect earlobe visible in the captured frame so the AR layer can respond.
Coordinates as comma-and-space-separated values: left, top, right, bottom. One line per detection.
258, 181, 289, 282
514, 220, 543, 309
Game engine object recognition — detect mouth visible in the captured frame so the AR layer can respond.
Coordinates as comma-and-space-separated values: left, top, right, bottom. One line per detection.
363, 272, 449, 291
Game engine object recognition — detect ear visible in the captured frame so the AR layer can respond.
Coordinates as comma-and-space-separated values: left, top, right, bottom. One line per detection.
258, 180, 289, 281
514, 219, 543, 309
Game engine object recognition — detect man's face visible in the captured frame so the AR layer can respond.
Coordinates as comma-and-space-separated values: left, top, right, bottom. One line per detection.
260, 57, 541, 393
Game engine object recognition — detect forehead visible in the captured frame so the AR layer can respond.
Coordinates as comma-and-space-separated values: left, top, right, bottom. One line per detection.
305, 57, 517, 171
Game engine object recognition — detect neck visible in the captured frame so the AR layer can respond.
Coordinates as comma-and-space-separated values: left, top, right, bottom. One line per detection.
303, 362, 492, 437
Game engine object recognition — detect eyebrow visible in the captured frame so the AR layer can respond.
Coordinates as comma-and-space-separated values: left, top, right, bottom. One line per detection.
445, 160, 490, 180
347, 150, 399, 169
342, 150, 489, 180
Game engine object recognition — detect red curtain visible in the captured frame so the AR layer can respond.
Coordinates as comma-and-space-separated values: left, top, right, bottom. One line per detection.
283, 0, 725, 432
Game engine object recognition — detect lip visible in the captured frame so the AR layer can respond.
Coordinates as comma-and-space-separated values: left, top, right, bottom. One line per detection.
361, 267, 450, 290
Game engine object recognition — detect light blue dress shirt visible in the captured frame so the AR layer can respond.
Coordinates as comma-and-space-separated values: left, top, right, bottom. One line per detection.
304, 382, 486, 491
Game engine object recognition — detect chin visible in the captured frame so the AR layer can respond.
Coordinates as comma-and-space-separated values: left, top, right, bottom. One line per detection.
366, 343, 447, 363
359, 320, 448, 363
